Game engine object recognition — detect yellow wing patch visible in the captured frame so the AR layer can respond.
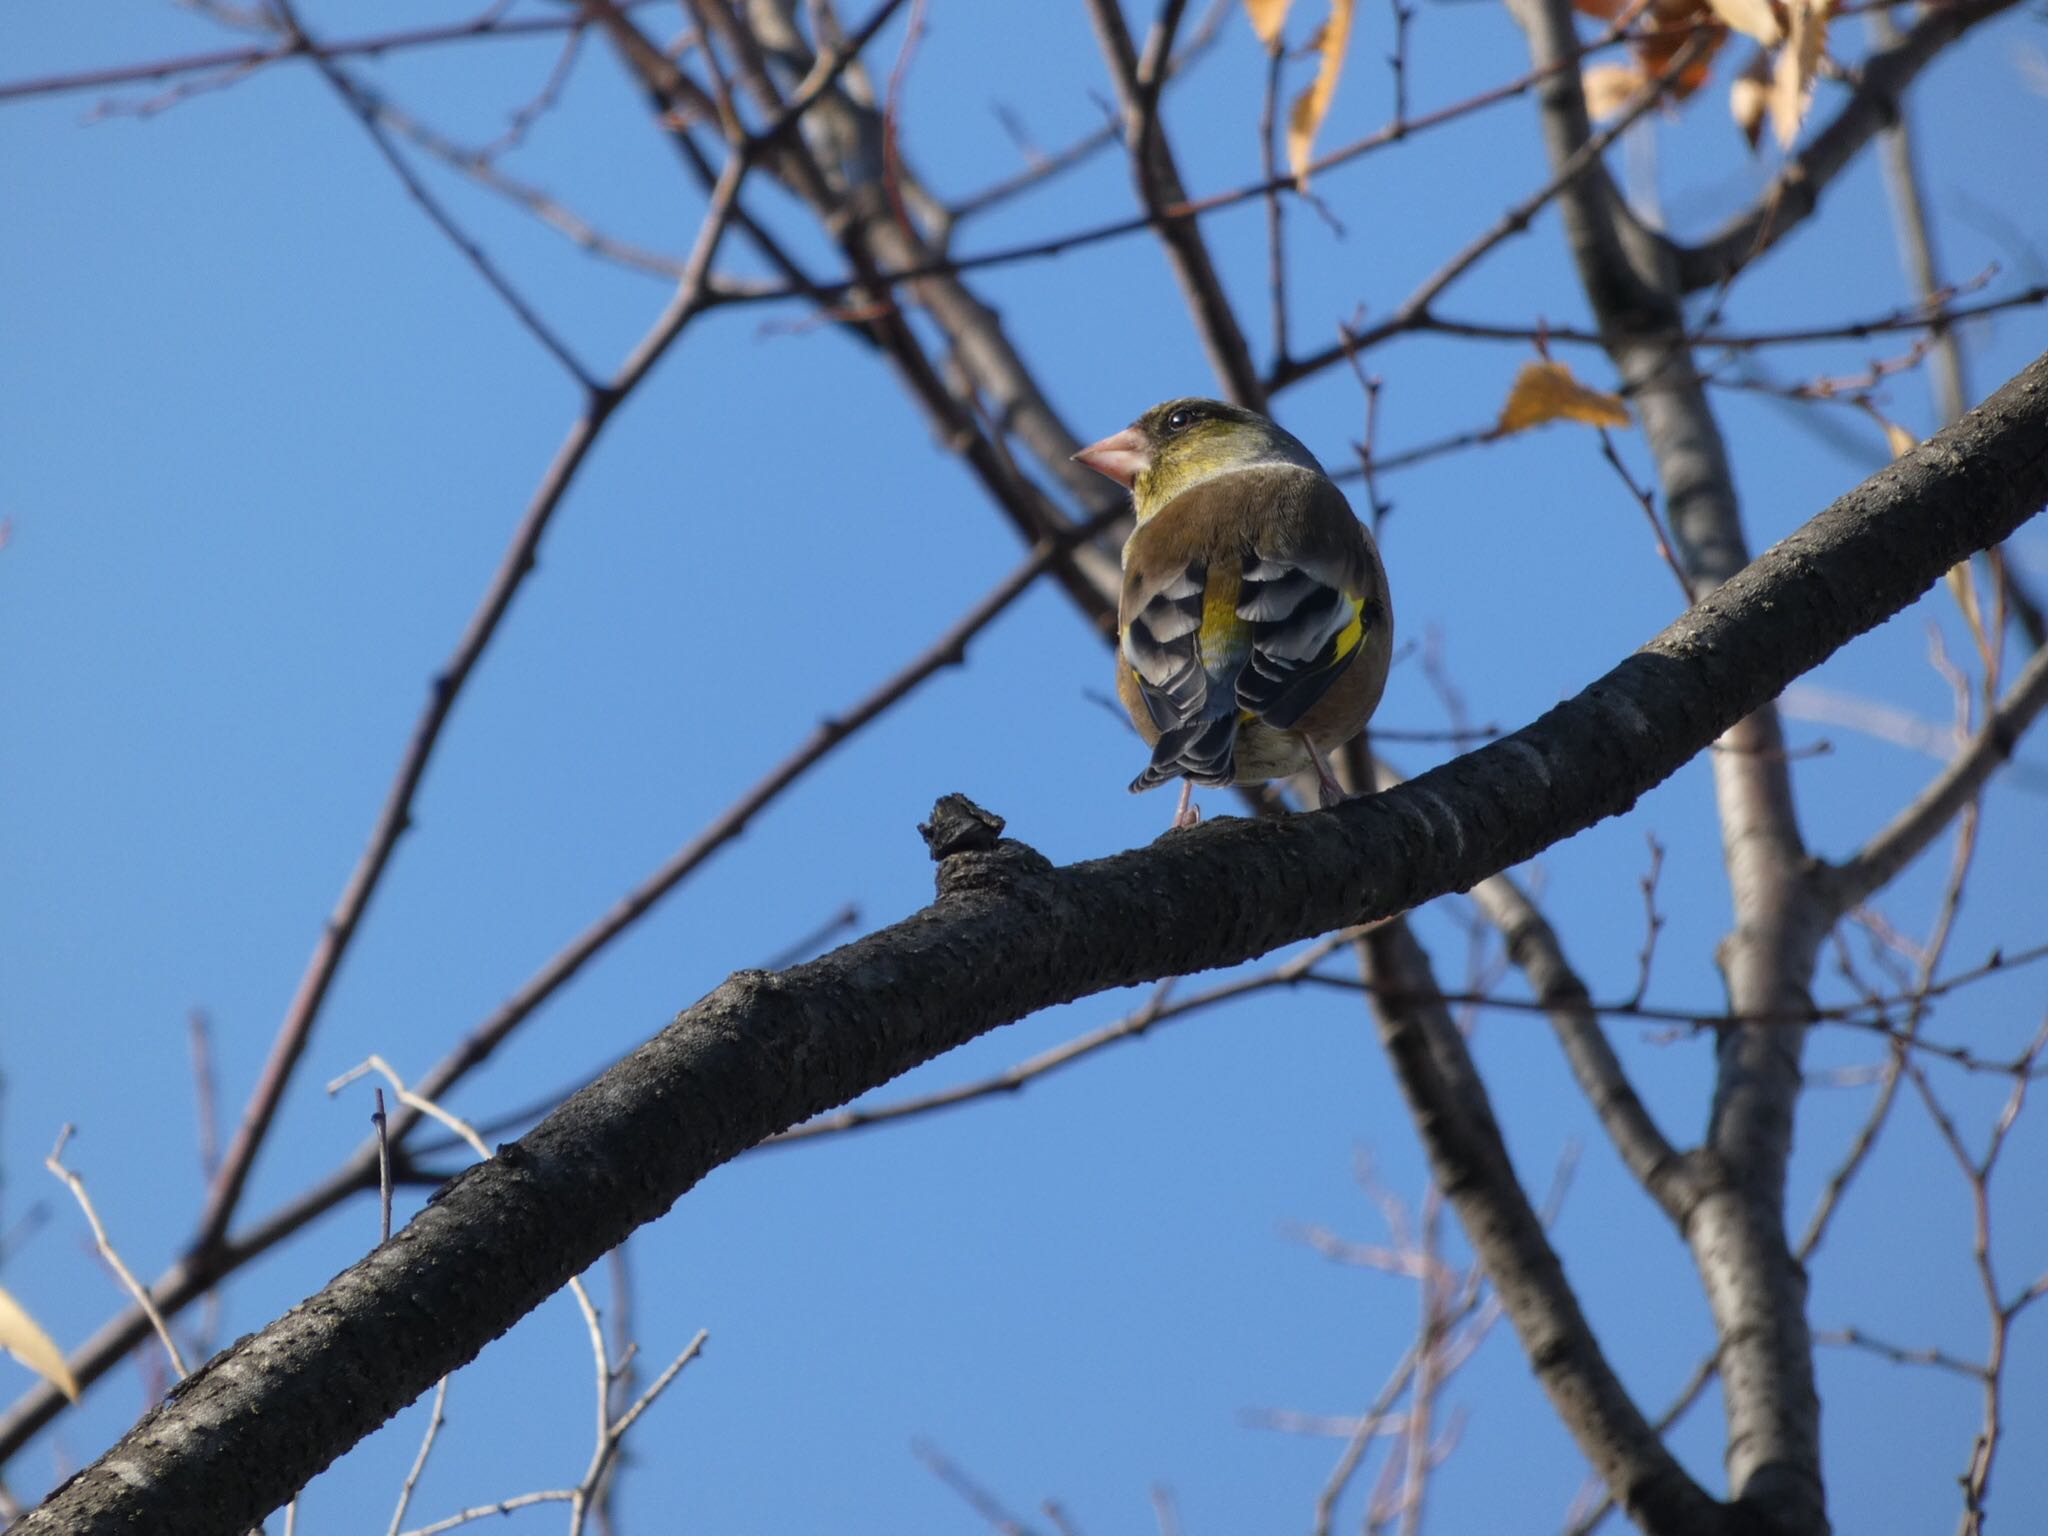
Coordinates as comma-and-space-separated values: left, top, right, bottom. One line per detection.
1197, 565, 1246, 659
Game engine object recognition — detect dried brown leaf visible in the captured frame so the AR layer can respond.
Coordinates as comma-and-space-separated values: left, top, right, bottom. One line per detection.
1582, 62, 1649, 119
1637, 10, 1726, 103
1706, 0, 1782, 46
0, 1286, 77, 1403
1726, 45, 1771, 148
1287, 0, 1356, 184
1497, 361, 1633, 434
1245, 0, 1294, 47
1772, 0, 1830, 146
1946, 562, 1988, 654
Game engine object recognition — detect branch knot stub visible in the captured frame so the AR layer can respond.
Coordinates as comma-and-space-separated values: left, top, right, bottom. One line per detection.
919, 794, 1006, 859
919, 795, 1051, 898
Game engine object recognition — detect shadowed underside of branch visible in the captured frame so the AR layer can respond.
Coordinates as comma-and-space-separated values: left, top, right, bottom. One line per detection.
17, 352, 2048, 1536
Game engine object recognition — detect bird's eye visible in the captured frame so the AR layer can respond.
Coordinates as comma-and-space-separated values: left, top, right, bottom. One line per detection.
1164, 407, 1197, 433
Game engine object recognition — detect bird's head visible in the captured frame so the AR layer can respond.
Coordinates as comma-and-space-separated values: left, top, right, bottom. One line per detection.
1073, 398, 1321, 519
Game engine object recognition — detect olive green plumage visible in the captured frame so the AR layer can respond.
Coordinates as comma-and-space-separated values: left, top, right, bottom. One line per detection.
1074, 398, 1393, 819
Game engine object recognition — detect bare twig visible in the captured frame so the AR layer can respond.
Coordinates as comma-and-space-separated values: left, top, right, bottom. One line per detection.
264, 1, 597, 387
387, 1377, 450, 1536
1816, 1327, 1984, 1380
0, 6, 665, 106
756, 903, 864, 970
360, 92, 693, 281
187, 1010, 219, 1182
1598, 430, 1694, 600
1825, 644, 2048, 907
912, 1440, 1043, 1536
1272, 36, 1711, 391
191, 149, 746, 1259
374, 1088, 392, 1246
477, 19, 588, 161
45, 1128, 188, 1379
1086, 0, 1263, 406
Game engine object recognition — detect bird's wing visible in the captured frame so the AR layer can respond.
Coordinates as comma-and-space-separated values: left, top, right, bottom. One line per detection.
1121, 556, 1213, 733
1232, 474, 1376, 730
1120, 549, 1244, 787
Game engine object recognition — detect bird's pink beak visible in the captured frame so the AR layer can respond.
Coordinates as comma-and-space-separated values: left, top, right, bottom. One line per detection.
1072, 426, 1151, 489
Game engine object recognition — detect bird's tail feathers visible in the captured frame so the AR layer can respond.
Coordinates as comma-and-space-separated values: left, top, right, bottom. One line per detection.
1130, 712, 1238, 792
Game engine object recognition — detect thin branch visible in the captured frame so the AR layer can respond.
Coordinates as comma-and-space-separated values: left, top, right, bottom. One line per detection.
373, 1088, 393, 1245
756, 903, 864, 970
710, 7, 1656, 314
1085, 0, 1263, 406
1824, 643, 2048, 907
0, 6, 664, 106
1467, 867, 1697, 1223
190, 146, 746, 1258
1677, 0, 2025, 291
1816, 1327, 1985, 1380
360, 92, 693, 282
913, 1440, 1045, 1536
45, 1128, 188, 1380
283, 36, 600, 389
386, 1376, 450, 1536
1271, 36, 1710, 391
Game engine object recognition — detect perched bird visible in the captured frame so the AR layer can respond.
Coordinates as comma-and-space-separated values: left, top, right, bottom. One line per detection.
1074, 398, 1392, 828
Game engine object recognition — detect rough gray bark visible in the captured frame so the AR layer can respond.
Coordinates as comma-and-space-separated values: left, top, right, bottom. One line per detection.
1500, 0, 1865, 1515
16, 354, 2048, 1536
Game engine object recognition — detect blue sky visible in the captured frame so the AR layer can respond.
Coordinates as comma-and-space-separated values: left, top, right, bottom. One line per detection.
4, 2, 2046, 1531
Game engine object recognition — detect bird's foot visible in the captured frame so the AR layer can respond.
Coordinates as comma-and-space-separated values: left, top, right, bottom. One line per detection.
1309, 744, 1349, 809
1172, 780, 1202, 830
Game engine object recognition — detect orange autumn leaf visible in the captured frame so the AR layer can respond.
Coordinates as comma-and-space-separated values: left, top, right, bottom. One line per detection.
1244, 0, 1294, 47
1287, 0, 1355, 184
0, 1287, 77, 1404
1497, 361, 1632, 434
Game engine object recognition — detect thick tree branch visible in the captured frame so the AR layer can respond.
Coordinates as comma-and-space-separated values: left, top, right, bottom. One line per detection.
18, 349, 2048, 1536
1357, 923, 1722, 1534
